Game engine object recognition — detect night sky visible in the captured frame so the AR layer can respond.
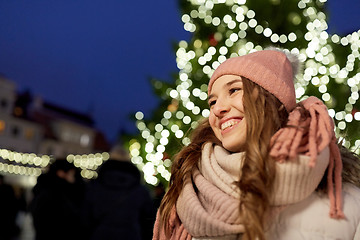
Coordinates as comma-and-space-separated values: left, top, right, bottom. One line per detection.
0, 0, 359, 143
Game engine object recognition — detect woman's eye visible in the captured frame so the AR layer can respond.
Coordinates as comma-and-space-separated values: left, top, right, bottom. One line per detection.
208, 100, 216, 107
229, 88, 241, 94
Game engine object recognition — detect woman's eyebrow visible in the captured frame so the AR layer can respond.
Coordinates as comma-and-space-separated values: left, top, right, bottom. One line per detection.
208, 93, 214, 100
226, 79, 242, 87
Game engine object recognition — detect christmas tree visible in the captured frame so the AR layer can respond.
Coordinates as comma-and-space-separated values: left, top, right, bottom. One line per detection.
125, 0, 360, 186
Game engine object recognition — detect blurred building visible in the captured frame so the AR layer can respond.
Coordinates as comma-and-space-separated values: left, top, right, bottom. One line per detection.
0, 75, 110, 157
0, 75, 110, 187
0, 77, 43, 154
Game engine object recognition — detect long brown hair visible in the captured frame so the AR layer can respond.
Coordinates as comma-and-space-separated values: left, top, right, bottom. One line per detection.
238, 78, 288, 240
158, 77, 288, 239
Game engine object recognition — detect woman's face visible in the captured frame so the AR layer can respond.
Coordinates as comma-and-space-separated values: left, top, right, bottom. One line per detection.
208, 75, 247, 152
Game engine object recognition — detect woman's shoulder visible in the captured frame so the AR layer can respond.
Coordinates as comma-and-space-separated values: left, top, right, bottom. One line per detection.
342, 183, 360, 210
266, 183, 360, 240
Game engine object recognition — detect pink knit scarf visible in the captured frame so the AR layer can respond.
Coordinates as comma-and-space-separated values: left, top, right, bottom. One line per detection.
176, 145, 245, 238
152, 145, 245, 240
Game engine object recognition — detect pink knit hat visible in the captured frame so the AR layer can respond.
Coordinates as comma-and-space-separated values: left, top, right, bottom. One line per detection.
208, 49, 297, 112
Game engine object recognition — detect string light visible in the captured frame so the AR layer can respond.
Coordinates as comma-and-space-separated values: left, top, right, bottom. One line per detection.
0, 149, 110, 179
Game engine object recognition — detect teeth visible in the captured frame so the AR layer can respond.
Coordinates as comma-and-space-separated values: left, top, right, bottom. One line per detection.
221, 120, 240, 130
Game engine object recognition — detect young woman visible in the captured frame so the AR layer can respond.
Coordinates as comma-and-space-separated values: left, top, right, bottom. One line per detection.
153, 48, 360, 240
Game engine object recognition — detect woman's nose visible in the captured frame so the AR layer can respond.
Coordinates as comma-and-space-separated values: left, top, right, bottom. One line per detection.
213, 99, 230, 116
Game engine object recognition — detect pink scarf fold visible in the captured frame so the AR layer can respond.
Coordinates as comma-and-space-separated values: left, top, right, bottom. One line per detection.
269, 96, 344, 218
152, 206, 191, 240
175, 144, 246, 239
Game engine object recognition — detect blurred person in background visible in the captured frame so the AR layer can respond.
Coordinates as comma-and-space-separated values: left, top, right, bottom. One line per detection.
153, 181, 166, 211
0, 174, 21, 240
29, 158, 85, 240
81, 143, 156, 240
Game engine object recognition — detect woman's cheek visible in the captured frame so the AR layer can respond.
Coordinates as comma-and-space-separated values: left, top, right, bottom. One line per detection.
208, 114, 221, 140
208, 114, 216, 130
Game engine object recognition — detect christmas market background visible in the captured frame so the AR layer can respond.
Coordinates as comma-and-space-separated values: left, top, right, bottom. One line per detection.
0, 0, 360, 189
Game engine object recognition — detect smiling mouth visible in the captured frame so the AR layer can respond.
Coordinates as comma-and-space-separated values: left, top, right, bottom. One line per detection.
221, 119, 241, 131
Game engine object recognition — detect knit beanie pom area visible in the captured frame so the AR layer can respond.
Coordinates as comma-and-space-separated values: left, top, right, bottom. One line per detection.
264, 46, 301, 78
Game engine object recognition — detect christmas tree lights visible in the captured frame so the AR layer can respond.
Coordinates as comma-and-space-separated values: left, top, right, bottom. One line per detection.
128, 0, 360, 186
